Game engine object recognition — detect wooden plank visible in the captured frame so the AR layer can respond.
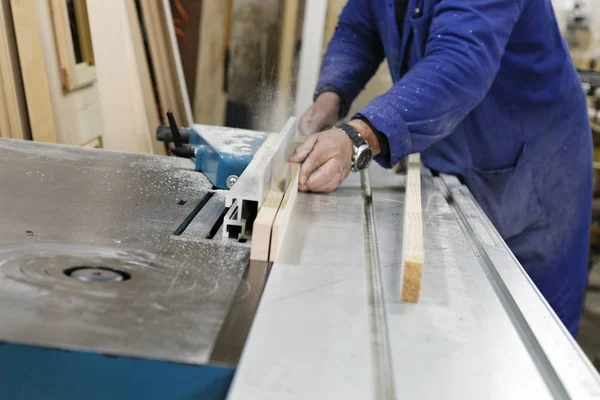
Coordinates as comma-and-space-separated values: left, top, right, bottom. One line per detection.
87, 0, 153, 153
401, 153, 424, 303
193, 0, 232, 125
10, 0, 57, 143
0, 0, 30, 139
250, 168, 288, 261
124, 0, 165, 155
269, 163, 300, 262
141, 0, 190, 126
161, 0, 193, 124
294, 0, 327, 116
275, 0, 300, 118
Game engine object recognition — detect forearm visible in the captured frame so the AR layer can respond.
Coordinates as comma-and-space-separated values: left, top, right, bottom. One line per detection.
316, 0, 384, 117
356, 0, 523, 167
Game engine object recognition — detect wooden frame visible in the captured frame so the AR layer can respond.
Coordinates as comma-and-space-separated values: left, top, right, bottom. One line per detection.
48, 0, 96, 91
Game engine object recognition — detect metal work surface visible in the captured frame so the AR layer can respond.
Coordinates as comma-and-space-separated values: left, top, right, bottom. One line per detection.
229, 165, 600, 399
0, 139, 251, 365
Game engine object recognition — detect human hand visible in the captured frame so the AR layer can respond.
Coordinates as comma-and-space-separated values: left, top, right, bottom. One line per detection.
298, 92, 341, 135
288, 127, 353, 193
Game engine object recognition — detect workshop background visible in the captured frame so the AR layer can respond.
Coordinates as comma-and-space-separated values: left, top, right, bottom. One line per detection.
0, 0, 599, 373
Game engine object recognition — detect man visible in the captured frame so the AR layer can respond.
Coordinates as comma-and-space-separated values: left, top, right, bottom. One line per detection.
289, 0, 592, 336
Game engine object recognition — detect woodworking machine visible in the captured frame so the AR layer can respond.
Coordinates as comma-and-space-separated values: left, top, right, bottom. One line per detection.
0, 117, 599, 400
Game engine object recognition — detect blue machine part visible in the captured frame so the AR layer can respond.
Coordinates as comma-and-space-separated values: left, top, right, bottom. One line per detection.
0, 342, 234, 400
190, 125, 269, 189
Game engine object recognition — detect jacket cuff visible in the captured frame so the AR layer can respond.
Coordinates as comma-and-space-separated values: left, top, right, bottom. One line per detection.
314, 84, 349, 119
354, 104, 411, 168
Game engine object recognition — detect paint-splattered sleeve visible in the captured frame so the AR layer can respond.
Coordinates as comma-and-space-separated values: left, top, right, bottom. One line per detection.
356, 0, 523, 168
315, 0, 385, 118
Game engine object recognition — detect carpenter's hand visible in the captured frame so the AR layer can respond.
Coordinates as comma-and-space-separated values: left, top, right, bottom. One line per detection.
298, 92, 341, 135
288, 128, 353, 193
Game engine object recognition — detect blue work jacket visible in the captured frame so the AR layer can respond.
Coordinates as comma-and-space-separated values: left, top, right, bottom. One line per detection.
316, 0, 592, 335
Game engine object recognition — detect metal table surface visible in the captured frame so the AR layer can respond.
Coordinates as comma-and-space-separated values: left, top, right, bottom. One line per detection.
228, 165, 600, 399
0, 139, 252, 365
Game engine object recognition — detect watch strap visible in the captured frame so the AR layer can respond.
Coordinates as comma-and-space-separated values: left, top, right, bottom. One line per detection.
336, 123, 366, 148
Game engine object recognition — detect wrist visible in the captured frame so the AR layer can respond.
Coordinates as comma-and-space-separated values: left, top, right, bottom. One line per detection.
348, 119, 381, 156
315, 92, 341, 115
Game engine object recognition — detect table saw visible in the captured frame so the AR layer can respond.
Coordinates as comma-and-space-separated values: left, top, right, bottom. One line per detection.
0, 118, 599, 399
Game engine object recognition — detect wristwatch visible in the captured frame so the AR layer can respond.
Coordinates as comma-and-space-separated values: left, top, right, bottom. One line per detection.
336, 123, 373, 172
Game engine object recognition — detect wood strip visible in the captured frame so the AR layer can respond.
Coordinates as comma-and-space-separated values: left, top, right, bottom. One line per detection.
124, 0, 164, 154
275, 0, 300, 118
401, 153, 424, 303
269, 163, 300, 262
10, 0, 57, 143
141, 0, 190, 126
161, 0, 193, 125
193, 0, 232, 125
250, 174, 287, 261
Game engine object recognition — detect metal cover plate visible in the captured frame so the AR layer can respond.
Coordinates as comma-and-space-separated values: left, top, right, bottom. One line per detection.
0, 139, 250, 365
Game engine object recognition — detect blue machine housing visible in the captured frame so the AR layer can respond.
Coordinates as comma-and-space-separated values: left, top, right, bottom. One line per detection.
190, 125, 269, 189
0, 342, 234, 400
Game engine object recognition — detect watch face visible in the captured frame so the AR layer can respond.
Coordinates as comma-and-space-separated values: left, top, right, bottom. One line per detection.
355, 147, 373, 170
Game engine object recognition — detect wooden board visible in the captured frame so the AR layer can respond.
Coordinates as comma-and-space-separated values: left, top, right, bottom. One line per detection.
250, 168, 288, 261
87, 0, 155, 153
193, 0, 232, 125
0, 0, 30, 140
124, 0, 164, 154
401, 153, 424, 303
10, 0, 57, 143
275, 0, 300, 119
141, 0, 191, 126
269, 163, 300, 262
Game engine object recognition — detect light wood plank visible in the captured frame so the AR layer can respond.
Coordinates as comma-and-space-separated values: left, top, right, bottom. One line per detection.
73, 0, 94, 65
275, 0, 300, 119
401, 153, 424, 303
0, 0, 30, 139
87, 0, 153, 153
250, 164, 290, 261
193, 0, 232, 125
10, 0, 57, 143
124, 0, 164, 154
141, 0, 190, 126
269, 163, 300, 262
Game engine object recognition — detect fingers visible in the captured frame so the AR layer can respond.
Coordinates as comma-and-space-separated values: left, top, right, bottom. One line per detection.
298, 138, 331, 186
288, 135, 317, 163
304, 159, 342, 191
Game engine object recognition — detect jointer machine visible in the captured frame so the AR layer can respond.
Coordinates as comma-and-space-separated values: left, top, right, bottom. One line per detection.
0, 116, 599, 400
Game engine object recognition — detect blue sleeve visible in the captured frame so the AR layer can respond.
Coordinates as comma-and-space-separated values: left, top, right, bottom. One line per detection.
315, 0, 385, 117
356, 0, 523, 167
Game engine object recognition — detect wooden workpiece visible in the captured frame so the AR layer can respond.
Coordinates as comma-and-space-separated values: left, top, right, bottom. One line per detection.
269, 163, 300, 262
401, 153, 424, 303
250, 162, 300, 262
